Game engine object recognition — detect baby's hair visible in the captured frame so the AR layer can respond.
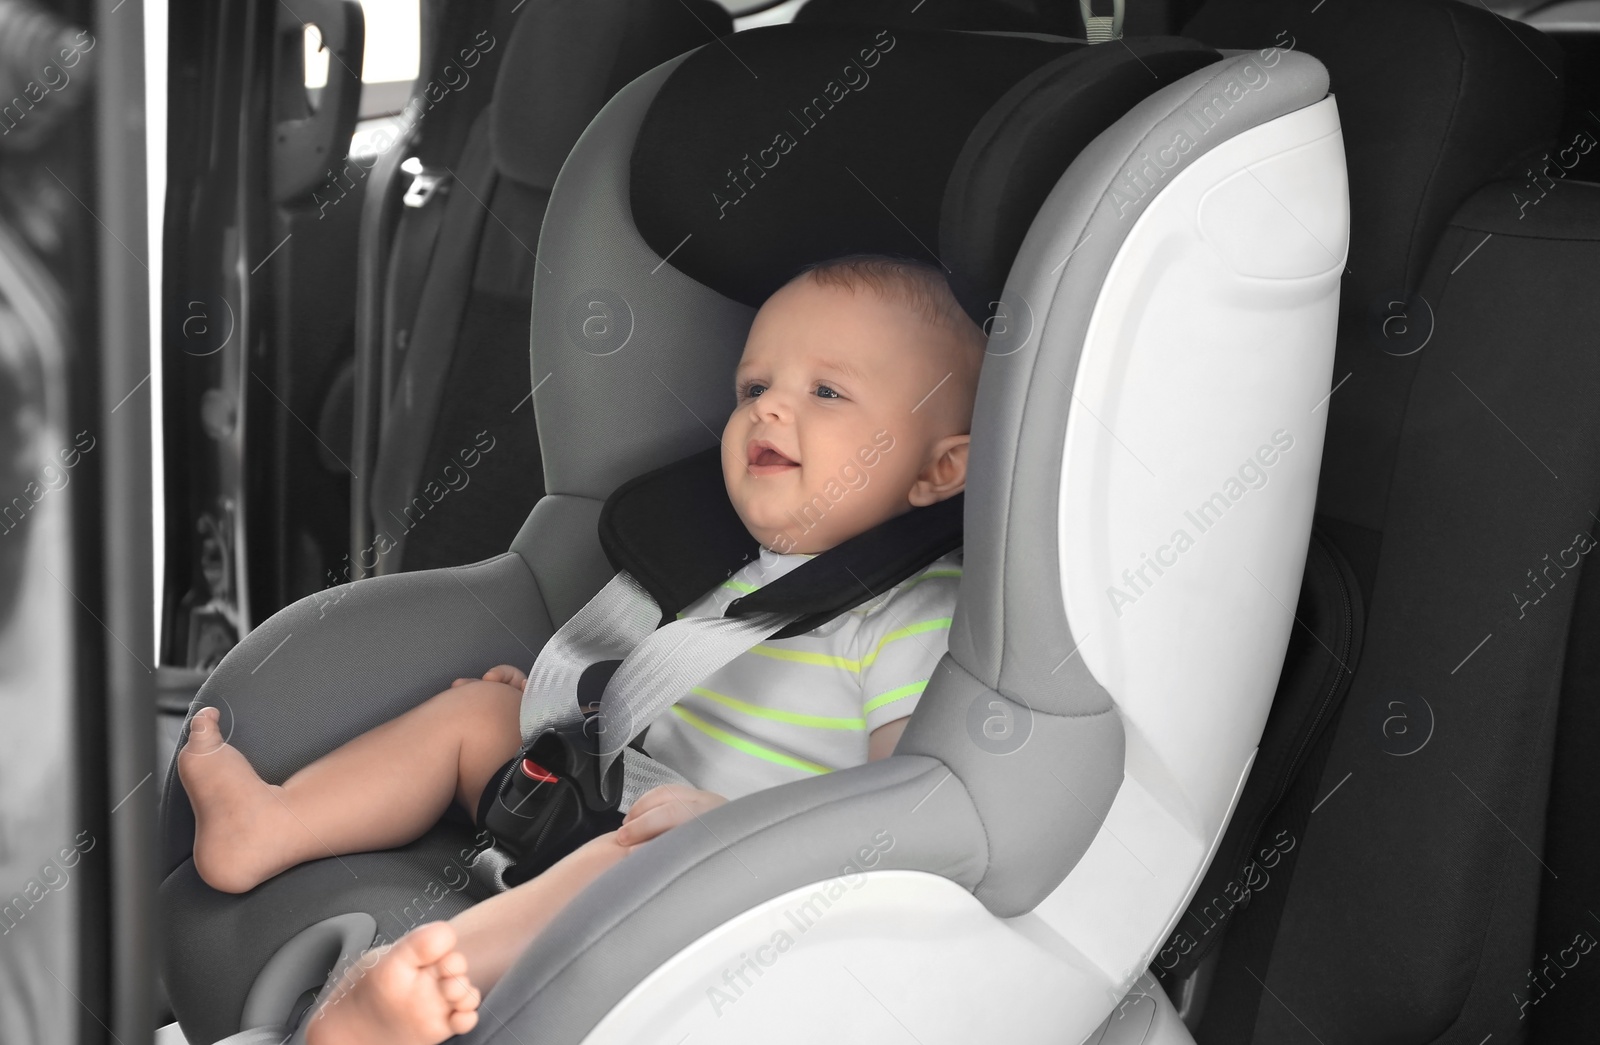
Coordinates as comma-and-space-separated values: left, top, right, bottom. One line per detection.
788, 253, 987, 364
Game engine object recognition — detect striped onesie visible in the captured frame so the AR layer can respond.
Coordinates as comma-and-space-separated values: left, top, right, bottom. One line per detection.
639, 544, 963, 801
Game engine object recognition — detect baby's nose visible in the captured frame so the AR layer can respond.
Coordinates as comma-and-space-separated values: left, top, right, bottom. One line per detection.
752, 389, 792, 419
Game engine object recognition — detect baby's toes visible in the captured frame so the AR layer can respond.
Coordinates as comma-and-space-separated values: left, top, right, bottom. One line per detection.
435, 950, 467, 979
182, 707, 224, 755
439, 973, 470, 1004
447, 1009, 480, 1035
399, 922, 458, 967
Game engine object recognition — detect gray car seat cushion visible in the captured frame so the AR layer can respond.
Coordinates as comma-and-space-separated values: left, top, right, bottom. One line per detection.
527, 51, 757, 502
508, 493, 614, 629
163, 823, 512, 1045
158, 551, 554, 876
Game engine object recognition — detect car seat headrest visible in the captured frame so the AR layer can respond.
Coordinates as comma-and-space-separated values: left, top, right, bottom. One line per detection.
489, 0, 734, 191
598, 447, 963, 638
938, 36, 1217, 326
627, 24, 1071, 327
794, 0, 1085, 35
628, 24, 1219, 328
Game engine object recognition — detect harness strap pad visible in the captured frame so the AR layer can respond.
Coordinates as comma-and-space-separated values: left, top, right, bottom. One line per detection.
600, 446, 965, 637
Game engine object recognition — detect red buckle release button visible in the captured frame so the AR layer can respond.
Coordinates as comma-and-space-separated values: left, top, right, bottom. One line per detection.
521, 758, 559, 784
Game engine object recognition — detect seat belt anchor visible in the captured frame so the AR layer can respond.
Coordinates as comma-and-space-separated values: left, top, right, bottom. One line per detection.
402, 167, 450, 208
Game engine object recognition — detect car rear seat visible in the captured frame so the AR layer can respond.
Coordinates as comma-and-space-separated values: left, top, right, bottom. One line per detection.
359, 0, 734, 576
1165, 2, 1600, 1041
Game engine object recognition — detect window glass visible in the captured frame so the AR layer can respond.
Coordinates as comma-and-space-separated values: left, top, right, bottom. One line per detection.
304, 0, 419, 88
357, 0, 420, 83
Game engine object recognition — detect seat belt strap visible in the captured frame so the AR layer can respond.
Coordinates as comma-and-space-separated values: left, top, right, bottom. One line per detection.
516, 570, 800, 810
381, 164, 453, 401
518, 571, 660, 743
367, 117, 497, 575
618, 747, 700, 808
516, 478, 961, 811
594, 607, 797, 808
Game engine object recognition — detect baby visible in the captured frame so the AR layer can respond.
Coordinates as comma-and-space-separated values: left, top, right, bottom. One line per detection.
176, 253, 986, 1045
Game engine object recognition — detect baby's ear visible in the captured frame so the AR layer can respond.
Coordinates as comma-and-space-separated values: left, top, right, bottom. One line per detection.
908, 434, 971, 507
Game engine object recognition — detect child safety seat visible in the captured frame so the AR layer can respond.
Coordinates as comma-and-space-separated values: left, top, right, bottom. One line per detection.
157, 22, 1348, 1045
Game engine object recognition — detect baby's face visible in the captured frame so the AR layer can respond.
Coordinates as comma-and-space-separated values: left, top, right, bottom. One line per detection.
721, 276, 974, 555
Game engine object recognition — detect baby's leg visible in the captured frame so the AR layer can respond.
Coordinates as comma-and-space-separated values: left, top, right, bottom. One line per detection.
305, 829, 634, 1045
177, 680, 523, 893
447, 829, 634, 995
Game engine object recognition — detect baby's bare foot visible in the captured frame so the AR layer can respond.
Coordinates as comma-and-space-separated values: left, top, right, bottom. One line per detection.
306, 922, 480, 1045
177, 706, 300, 893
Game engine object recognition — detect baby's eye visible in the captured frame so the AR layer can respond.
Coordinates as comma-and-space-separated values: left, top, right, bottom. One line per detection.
814, 384, 841, 400
737, 380, 767, 400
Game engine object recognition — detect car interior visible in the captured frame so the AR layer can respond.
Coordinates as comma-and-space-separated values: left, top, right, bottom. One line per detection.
3, 0, 1600, 1042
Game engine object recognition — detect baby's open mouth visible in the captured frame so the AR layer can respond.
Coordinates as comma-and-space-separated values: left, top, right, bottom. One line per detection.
747, 440, 798, 473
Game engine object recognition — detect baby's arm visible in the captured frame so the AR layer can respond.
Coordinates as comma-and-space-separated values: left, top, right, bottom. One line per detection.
452, 663, 528, 691
868, 718, 910, 760
614, 784, 728, 847
615, 719, 909, 849
856, 559, 960, 767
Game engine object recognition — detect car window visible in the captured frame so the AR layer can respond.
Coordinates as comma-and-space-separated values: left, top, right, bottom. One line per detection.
304, 0, 420, 117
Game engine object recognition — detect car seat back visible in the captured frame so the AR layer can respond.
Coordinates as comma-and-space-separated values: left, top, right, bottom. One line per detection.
361, 0, 733, 576
1171, 2, 1595, 1041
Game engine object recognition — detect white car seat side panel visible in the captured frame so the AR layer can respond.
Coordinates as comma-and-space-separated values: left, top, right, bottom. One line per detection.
1042, 96, 1347, 994
581, 871, 1091, 1045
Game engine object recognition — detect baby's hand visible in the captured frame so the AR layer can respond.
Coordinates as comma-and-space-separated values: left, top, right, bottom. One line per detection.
451, 664, 528, 691
616, 785, 727, 848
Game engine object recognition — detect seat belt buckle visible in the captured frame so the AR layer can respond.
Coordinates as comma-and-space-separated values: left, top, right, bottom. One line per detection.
402, 167, 449, 208
481, 721, 625, 886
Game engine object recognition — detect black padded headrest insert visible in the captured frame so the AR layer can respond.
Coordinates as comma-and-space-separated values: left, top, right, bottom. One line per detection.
628, 23, 1074, 324
939, 37, 1220, 325
795, 0, 1084, 35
